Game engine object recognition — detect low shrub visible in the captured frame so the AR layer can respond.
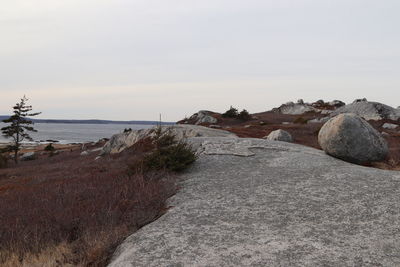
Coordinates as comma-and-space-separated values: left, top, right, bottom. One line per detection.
144, 142, 196, 172
222, 106, 239, 118
142, 128, 196, 173
222, 106, 252, 121
44, 143, 55, 152
238, 109, 251, 121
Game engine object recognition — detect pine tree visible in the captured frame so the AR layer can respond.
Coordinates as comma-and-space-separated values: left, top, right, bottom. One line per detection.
1, 96, 41, 163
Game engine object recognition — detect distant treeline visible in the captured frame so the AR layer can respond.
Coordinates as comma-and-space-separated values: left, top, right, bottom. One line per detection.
0, 116, 175, 125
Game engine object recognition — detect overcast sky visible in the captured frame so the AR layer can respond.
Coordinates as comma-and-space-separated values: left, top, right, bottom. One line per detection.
1, 0, 399, 121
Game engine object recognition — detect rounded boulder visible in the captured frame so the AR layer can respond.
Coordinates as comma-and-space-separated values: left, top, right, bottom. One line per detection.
318, 113, 388, 164
264, 129, 293, 142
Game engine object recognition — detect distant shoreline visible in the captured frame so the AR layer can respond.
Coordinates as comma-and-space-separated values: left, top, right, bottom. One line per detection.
0, 116, 176, 125
0, 122, 159, 145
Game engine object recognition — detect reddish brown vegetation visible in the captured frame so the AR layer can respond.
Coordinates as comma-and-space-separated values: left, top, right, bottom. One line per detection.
0, 139, 176, 266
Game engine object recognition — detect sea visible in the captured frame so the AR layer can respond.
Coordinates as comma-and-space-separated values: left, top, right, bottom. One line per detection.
0, 122, 156, 144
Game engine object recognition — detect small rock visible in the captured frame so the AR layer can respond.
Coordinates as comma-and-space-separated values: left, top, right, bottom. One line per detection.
381, 132, 390, 137
320, 110, 332, 115
308, 117, 329, 124
21, 152, 36, 161
264, 129, 293, 142
209, 125, 222, 129
282, 122, 291, 125
90, 147, 103, 153
81, 151, 89, 156
382, 123, 398, 129
244, 125, 252, 128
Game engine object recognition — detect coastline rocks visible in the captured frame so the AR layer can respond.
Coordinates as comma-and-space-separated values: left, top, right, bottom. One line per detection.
318, 114, 388, 164
382, 123, 398, 130
330, 99, 400, 121
264, 129, 293, 142
101, 125, 237, 155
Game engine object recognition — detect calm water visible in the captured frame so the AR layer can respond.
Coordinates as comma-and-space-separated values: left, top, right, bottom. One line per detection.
0, 123, 156, 144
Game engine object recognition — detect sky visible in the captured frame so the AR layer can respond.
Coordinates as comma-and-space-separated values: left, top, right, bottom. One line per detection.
1, 0, 399, 121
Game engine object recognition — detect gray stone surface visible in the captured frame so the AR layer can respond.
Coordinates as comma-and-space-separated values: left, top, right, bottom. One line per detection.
264, 129, 293, 142
318, 114, 388, 164
330, 100, 400, 121
109, 138, 400, 267
190, 110, 218, 125
272, 101, 317, 115
101, 125, 237, 154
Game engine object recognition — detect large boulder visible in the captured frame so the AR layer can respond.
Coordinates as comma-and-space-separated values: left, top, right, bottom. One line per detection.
330, 99, 400, 121
264, 129, 293, 142
101, 125, 237, 154
318, 114, 388, 164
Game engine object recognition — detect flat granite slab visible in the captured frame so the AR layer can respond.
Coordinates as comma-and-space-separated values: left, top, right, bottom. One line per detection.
109, 138, 400, 266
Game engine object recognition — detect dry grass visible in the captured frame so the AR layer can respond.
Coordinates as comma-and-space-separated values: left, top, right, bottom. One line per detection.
0, 139, 177, 266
